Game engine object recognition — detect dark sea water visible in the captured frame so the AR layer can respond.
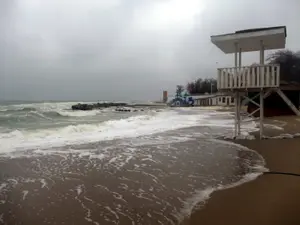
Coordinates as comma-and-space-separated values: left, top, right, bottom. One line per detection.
0, 102, 266, 225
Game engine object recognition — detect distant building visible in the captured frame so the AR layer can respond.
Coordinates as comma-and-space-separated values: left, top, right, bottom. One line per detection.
162, 91, 168, 103
192, 94, 234, 106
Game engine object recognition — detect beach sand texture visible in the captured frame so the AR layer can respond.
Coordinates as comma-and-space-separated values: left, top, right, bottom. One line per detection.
187, 116, 300, 225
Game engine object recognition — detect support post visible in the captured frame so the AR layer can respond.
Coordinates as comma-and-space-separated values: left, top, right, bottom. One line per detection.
299, 92, 300, 110
260, 90, 264, 139
276, 89, 300, 116
238, 48, 242, 88
260, 40, 264, 64
234, 92, 238, 138
234, 43, 238, 87
239, 48, 242, 68
260, 40, 265, 86
237, 92, 241, 135
235, 43, 238, 67
241, 89, 273, 107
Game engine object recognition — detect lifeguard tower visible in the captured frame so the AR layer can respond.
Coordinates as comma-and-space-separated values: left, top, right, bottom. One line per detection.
211, 26, 300, 139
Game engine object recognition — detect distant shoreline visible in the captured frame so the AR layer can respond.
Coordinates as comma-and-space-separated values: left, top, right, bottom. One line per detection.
71, 102, 167, 110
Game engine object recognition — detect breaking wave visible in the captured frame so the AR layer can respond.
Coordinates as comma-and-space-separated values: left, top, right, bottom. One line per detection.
0, 110, 205, 154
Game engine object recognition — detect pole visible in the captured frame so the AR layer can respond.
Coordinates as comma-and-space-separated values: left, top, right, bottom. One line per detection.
235, 43, 238, 68
260, 40, 264, 139
234, 43, 238, 89
260, 40, 264, 64
234, 43, 238, 137
260, 90, 264, 139
260, 40, 265, 85
239, 48, 242, 68
237, 92, 241, 135
234, 92, 238, 137
238, 47, 242, 135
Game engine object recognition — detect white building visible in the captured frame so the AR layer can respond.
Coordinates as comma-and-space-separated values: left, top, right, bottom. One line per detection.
193, 94, 234, 106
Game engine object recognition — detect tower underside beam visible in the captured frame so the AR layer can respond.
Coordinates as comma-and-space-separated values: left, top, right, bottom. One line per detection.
276, 89, 300, 116
232, 87, 278, 139
260, 90, 264, 139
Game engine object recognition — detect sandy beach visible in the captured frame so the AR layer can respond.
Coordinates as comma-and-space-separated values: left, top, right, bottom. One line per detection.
187, 116, 300, 225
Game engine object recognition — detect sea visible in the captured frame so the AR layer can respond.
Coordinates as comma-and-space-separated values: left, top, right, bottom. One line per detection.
0, 101, 266, 225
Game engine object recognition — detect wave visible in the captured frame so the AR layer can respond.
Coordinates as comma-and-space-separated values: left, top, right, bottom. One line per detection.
32, 110, 100, 118
0, 110, 63, 123
0, 111, 205, 154
0, 102, 99, 117
176, 172, 263, 223
0, 107, 37, 113
56, 110, 101, 117
0, 108, 103, 122
175, 140, 268, 223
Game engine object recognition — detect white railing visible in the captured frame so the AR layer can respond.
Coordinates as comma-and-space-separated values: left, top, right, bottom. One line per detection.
217, 64, 280, 90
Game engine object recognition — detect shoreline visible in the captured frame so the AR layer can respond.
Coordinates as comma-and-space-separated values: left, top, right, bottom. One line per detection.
2, 108, 300, 224
186, 116, 300, 225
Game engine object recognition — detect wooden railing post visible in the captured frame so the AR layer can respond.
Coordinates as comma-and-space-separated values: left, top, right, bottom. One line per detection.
234, 43, 238, 88
216, 65, 280, 91
217, 69, 221, 89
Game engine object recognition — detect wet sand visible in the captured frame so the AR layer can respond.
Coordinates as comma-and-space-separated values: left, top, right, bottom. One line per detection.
0, 127, 262, 225
187, 116, 300, 225
2, 113, 300, 225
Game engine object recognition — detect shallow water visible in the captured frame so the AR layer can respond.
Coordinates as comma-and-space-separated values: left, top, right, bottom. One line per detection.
0, 103, 265, 224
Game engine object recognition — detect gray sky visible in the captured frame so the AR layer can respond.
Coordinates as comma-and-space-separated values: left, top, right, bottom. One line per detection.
1, 0, 299, 101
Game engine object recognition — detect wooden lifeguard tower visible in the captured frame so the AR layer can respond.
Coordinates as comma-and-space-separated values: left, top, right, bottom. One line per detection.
211, 26, 300, 139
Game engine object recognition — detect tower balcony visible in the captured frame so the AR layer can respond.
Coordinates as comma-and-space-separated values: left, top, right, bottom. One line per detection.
217, 64, 280, 91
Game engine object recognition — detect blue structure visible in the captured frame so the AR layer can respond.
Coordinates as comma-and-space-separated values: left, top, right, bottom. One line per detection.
169, 90, 194, 107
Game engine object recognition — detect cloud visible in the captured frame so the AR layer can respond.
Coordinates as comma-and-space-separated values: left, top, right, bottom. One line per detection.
1, 0, 300, 101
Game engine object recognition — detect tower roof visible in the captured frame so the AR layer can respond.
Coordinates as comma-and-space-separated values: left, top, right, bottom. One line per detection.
211, 26, 286, 53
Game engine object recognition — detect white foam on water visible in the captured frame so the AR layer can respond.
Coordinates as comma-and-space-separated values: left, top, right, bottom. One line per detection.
72, 184, 100, 225
175, 172, 263, 222
75, 185, 84, 196
89, 153, 106, 160
0, 108, 261, 157
29, 111, 53, 121
264, 133, 300, 139
0, 101, 103, 118
208, 138, 257, 152
22, 190, 29, 200
0, 102, 77, 112
174, 139, 268, 222
176, 187, 215, 221
264, 123, 284, 130
0, 183, 7, 193
40, 179, 47, 189
125, 136, 195, 147
58, 110, 101, 117
0, 110, 209, 155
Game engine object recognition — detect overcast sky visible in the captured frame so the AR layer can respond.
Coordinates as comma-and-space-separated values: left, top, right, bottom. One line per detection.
1, 0, 299, 101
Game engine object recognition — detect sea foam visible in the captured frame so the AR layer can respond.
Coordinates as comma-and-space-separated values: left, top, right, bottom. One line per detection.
0, 110, 208, 154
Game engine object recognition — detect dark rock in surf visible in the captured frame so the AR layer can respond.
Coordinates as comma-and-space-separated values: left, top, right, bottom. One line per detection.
71, 104, 93, 111
115, 108, 132, 112
72, 102, 127, 111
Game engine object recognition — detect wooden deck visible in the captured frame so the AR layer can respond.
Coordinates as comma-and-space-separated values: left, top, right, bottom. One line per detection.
217, 64, 280, 90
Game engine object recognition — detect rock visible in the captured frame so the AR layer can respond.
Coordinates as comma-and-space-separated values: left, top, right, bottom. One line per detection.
71, 103, 93, 110
115, 107, 132, 112
72, 102, 127, 110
